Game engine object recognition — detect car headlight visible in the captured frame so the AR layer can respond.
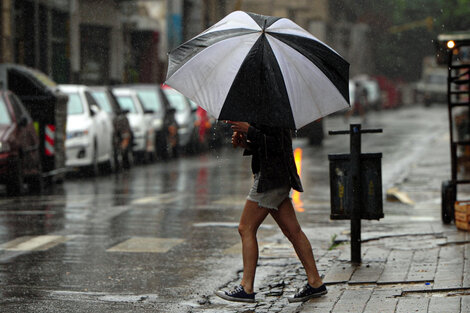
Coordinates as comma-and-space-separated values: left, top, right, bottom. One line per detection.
0, 141, 10, 153
67, 129, 89, 139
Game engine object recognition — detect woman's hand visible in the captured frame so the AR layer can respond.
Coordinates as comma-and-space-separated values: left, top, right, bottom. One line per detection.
227, 121, 250, 134
232, 131, 248, 149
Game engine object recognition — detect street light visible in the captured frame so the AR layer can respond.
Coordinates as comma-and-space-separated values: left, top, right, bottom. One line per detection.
447, 40, 455, 49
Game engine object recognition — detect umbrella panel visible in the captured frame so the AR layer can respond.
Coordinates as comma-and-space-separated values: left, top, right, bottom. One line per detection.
219, 34, 296, 129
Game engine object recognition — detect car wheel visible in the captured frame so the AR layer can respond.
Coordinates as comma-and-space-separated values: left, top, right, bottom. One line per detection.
122, 143, 133, 170
7, 158, 24, 196
156, 131, 169, 160
115, 142, 124, 172
88, 142, 99, 177
28, 161, 44, 194
106, 143, 117, 173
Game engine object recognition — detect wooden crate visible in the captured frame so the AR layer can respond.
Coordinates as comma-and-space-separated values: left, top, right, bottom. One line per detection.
455, 201, 470, 231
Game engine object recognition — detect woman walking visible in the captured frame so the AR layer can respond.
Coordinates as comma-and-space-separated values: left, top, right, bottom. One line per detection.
215, 121, 327, 303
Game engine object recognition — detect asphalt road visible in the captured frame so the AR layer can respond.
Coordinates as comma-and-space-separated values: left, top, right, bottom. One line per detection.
0, 104, 450, 312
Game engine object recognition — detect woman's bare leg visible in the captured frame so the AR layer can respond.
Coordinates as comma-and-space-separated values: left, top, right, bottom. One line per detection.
270, 198, 323, 287
238, 200, 270, 294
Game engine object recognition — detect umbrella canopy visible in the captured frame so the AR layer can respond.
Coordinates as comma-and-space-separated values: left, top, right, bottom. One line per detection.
165, 11, 350, 130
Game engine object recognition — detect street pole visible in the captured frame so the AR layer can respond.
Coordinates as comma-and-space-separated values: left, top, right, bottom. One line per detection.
34, 0, 40, 69
329, 124, 383, 265
350, 124, 361, 264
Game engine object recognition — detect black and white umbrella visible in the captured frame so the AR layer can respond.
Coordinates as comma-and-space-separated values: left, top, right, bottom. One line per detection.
165, 11, 350, 130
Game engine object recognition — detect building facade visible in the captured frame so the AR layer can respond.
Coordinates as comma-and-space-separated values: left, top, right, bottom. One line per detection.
0, 0, 163, 85
0, 0, 374, 85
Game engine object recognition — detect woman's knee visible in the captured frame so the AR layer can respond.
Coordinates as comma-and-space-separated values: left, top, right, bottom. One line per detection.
238, 223, 259, 238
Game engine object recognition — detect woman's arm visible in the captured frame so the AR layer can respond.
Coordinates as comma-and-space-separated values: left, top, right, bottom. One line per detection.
228, 121, 284, 155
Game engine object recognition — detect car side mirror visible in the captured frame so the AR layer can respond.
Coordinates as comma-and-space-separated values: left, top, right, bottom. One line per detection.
18, 116, 28, 127
144, 109, 154, 114
168, 108, 176, 115
121, 109, 130, 114
90, 105, 100, 116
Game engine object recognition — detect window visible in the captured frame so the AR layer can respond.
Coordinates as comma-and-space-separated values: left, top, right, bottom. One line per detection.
0, 96, 12, 124
116, 96, 137, 113
66, 93, 84, 115
163, 89, 188, 112
80, 25, 110, 85
136, 90, 162, 113
9, 94, 31, 121
91, 91, 113, 113
9, 94, 23, 120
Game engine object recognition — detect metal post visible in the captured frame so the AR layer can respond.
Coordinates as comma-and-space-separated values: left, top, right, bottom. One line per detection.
350, 124, 362, 264
34, 0, 40, 69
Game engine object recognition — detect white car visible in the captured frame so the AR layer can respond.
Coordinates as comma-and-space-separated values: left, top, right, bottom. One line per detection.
59, 84, 114, 175
162, 86, 197, 151
112, 88, 156, 162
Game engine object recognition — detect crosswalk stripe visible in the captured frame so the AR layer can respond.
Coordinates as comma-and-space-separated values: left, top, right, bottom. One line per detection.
107, 237, 184, 253
1, 235, 70, 251
131, 192, 184, 205
224, 241, 295, 257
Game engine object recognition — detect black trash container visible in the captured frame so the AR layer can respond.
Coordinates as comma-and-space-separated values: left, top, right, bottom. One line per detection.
0, 63, 68, 183
329, 153, 383, 220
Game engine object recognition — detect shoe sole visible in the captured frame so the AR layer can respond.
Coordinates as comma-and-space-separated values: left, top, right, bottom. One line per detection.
215, 291, 255, 303
287, 290, 328, 303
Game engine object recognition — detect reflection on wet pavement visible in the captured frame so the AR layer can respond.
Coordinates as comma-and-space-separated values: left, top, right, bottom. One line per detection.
0, 106, 450, 312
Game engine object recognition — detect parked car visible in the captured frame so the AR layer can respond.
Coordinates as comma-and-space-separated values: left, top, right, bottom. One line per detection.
353, 75, 382, 110
112, 88, 156, 162
0, 90, 42, 195
89, 86, 134, 169
59, 85, 114, 176
161, 85, 198, 153
125, 84, 179, 160
415, 68, 447, 106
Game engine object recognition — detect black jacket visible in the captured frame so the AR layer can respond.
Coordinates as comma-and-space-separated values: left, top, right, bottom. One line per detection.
243, 125, 303, 193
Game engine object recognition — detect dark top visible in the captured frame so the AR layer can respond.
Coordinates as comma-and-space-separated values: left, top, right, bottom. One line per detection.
243, 124, 303, 193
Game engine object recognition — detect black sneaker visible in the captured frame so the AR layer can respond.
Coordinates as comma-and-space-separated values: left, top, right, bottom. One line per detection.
215, 285, 256, 303
288, 283, 327, 303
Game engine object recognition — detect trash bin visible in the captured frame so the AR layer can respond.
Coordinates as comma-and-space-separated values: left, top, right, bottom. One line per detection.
329, 153, 383, 220
0, 63, 68, 183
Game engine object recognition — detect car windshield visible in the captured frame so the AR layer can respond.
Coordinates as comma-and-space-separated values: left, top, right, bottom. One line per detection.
66, 93, 85, 115
91, 91, 113, 113
0, 96, 12, 124
116, 95, 137, 113
163, 90, 187, 112
136, 90, 162, 113
427, 75, 447, 84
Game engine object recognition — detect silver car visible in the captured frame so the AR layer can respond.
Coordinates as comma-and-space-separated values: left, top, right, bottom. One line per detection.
161, 86, 197, 153
112, 88, 156, 162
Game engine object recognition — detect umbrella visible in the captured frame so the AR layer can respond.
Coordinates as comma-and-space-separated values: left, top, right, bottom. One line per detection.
165, 11, 350, 130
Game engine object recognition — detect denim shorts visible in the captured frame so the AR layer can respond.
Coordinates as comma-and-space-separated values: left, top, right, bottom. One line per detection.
247, 173, 291, 210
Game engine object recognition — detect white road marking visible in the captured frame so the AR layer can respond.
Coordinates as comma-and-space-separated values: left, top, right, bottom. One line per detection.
107, 237, 184, 253
1, 235, 71, 251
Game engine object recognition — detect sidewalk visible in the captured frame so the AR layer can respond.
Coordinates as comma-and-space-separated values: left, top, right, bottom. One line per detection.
192, 116, 470, 313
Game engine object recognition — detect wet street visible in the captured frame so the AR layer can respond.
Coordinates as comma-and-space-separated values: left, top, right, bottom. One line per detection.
0, 105, 450, 312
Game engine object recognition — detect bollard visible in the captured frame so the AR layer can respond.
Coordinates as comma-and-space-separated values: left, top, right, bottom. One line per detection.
329, 124, 383, 264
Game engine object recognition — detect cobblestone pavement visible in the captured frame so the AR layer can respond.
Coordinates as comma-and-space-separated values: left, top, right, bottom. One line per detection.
190, 112, 470, 313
